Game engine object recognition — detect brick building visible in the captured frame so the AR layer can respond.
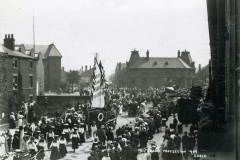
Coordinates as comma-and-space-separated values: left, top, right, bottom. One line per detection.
16, 43, 62, 94
114, 49, 196, 89
0, 34, 37, 112
200, 0, 240, 154
0, 51, 8, 123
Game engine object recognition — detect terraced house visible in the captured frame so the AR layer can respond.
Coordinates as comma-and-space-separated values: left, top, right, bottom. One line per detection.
0, 34, 37, 112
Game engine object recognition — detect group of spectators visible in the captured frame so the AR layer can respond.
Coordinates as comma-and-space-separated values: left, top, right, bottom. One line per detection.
0, 86, 201, 160
1, 102, 92, 160
87, 87, 199, 160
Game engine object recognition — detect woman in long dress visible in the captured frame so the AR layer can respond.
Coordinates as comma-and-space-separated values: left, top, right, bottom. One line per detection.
71, 129, 79, 152
36, 138, 47, 160
59, 136, 68, 158
50, 139, 60, 160
27, 140, 38, 158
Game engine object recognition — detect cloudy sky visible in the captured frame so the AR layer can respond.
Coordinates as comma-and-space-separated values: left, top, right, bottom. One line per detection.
0, 0, 210, 76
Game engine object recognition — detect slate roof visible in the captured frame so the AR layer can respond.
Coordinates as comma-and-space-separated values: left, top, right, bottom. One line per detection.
0, 45, 35, 59
22, 44, 62, 58
116, 63, 127, 71
80, 68, 94, 77
129, 57, 192, 69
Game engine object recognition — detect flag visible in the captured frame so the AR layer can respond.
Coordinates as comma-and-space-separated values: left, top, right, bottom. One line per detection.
91, 54, 105, 108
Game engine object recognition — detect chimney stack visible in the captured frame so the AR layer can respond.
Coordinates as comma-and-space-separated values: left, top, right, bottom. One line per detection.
177, 50, 180, 57
146, 50, 149, 60
85, 65, 88, 71
3, 34, 15, 50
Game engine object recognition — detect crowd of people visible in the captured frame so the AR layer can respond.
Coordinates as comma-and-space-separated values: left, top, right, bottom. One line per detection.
0, 102, 92, 160
0, 86, 201, 160
87, 87, 199, 160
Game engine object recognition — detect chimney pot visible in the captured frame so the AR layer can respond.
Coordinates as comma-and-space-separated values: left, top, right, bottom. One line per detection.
177, 50, 180, 57
3, 33, 15, 50
146, 50, 149, 60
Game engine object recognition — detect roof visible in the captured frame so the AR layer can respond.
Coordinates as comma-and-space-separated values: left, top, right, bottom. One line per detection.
0, 45, 35, 59
22, 44, 62, 58
116, 63, 127, 71
129, 57, 192, 69
80, 68, 94, 77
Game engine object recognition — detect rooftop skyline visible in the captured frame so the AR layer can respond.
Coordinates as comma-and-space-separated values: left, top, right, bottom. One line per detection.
0, 0, 210, 76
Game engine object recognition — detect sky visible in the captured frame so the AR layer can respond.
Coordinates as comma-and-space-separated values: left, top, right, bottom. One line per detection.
0, 0, 210, 76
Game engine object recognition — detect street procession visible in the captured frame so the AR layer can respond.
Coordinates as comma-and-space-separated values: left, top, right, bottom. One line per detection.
0, 50, 208, 160
1, 0, 239, 160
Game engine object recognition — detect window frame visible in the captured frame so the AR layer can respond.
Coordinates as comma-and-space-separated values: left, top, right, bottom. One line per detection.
29, 74, 34, 88
12, 59, 18, 69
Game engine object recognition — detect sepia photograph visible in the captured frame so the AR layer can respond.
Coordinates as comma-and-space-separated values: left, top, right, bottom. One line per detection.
0, 0, 239, 159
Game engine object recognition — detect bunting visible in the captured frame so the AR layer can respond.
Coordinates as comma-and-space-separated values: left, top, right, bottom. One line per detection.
91, 54, 105, 108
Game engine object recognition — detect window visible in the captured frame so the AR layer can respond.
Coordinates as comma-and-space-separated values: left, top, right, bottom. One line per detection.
12, 59, 18, 68
29, 61, 33, 69
25, 51, 31, 55
29, 75, 33, 88
13, 75, 18, 89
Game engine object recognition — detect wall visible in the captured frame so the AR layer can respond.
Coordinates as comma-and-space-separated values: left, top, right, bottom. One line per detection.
36, 53, 45, 95
123, 68, 195, 89
0, 53, 8, 123
44, 57, 61, 92
36, 95, 91, 116
5, 56, 37, 111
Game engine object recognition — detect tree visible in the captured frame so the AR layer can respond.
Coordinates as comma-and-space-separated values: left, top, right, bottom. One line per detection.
66, 70, 80, 92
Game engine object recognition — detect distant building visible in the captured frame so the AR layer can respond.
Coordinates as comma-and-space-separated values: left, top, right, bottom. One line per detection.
196, 64, 209, 87
61, 67, 67, 83
79, 65, 94, 89
114, 63, 127, 87
114, 49, 196, 89
0, 34, 37, 112
16, 43, 62, 94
